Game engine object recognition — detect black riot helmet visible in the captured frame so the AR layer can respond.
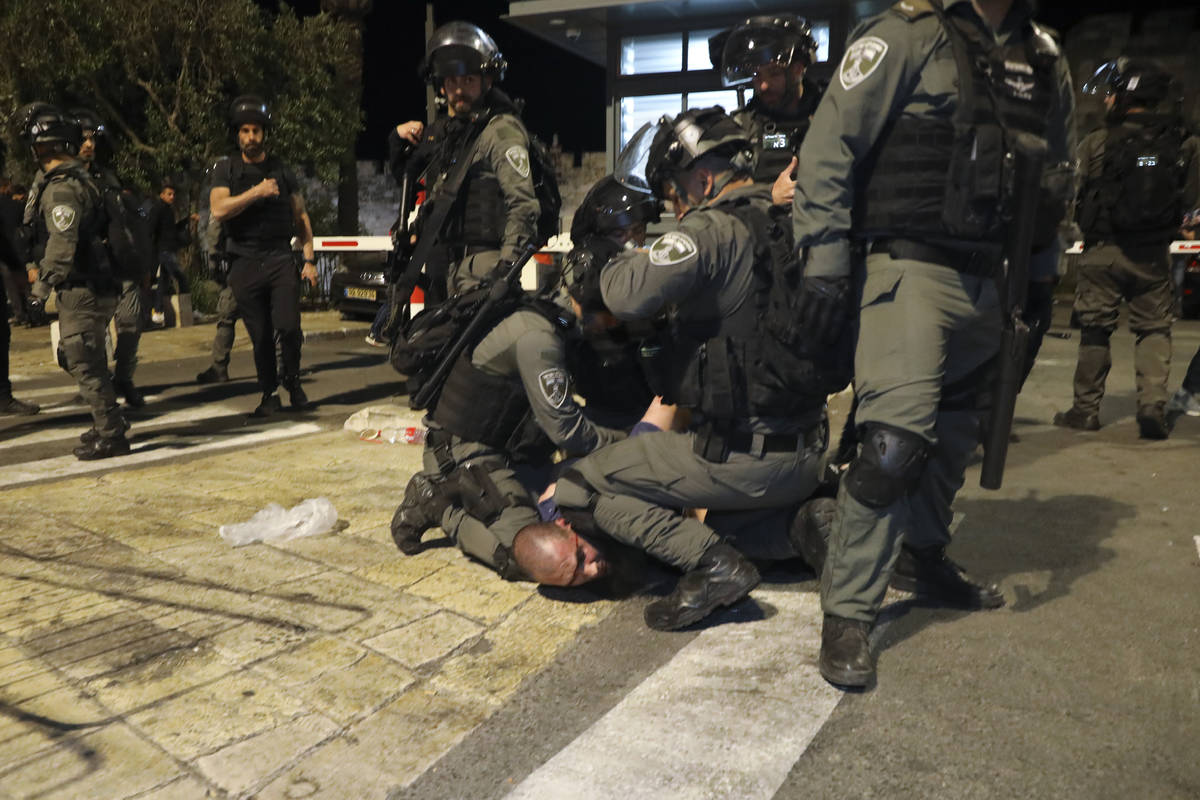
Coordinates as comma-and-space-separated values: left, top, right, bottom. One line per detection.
229, 95, 271, 130
18, 102, 82, 160
70, 106, 112, 164
570, 176, 662, 242
719, 15, 817, 87
422, 21, 507, 85
619, 107, 752, 201
1083, 58, 1177, 115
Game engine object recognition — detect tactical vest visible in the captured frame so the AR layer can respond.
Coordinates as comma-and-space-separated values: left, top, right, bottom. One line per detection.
856, 1, 1057, 244
734, 89, 817, 185
223, 155, 295, 251
428, 302, 565, 462
434, 114, 506, 250
653, 196, 840, 426
28, 164, 111, 288
1077, 116, 1188, 243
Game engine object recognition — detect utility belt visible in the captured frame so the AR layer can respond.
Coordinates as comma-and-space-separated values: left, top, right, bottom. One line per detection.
870, 238, 1000, 279
693, 418, 827, 463
226, 239, 294, 259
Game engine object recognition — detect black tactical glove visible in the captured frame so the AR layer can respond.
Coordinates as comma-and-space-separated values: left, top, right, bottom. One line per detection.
796, 276, 851, 344
565, 236, 622, 313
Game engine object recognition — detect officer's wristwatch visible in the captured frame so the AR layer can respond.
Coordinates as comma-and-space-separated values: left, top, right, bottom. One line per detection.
304, 258, 317, 266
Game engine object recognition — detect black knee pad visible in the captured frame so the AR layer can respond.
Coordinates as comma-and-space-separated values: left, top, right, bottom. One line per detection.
1080, 326, 1112, 348
844, 424, 928, 509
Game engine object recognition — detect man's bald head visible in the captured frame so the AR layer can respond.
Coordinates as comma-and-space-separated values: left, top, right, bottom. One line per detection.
513, 520, 608, 587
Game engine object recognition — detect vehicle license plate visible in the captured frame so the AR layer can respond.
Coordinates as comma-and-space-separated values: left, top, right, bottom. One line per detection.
345, 287, 377, 301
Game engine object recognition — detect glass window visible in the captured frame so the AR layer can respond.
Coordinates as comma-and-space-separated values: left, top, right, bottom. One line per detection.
620, 33, 683, 75
687, 28, 723, 71
812, 22, 831, 63
686, 89, 740, 111
619, 94, 683, 148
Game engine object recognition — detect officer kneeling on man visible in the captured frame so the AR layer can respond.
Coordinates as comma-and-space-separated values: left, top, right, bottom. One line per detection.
550, 107, 841, 631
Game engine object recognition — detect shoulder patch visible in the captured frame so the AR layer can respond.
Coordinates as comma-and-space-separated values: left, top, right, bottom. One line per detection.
839, 36, 890, 91
890, 0, 935, 20
504, 145, 531, 179
50, 204, 77, 232
648, 231, 699, 266
538, 368, 569, 409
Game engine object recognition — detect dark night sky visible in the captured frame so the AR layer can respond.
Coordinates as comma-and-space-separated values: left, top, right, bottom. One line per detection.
283, 1, 1193, 161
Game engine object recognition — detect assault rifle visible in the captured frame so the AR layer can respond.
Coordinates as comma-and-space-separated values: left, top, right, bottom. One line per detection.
980, 133, 1048, 490
409, 239, 540, 411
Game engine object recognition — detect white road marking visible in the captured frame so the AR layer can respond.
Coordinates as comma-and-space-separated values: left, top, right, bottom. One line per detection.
0, 403, 247, 450
506, 590, 842, 800
1194, 535, 1200, 561
0, 422, 321, 488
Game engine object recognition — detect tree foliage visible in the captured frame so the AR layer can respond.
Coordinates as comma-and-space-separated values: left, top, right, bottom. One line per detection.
0, 0, 361, 194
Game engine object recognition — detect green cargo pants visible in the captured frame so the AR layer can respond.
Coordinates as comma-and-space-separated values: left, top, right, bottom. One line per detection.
57, 286, 124, 439
1070, 242, 1173, 416
823, 256, 1001, 623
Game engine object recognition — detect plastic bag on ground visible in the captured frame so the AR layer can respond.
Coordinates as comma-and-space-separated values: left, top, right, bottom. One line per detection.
219, 497, 338, 546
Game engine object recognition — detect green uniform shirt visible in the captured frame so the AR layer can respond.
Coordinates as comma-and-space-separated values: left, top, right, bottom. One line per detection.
471, 308, 625, 457
427, 111, 540, 263
792, 0, 1075, 279
32, 160, 100, 289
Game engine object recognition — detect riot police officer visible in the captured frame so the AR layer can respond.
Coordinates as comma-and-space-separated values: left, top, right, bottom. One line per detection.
21, 103, 128, 458
73, 107, 149, 408
389, 21, 540, 296
387, 273, 626, 580
1055, 58, 1200, 439
717, 14, 822, 205
552, 108, 832, 631
559, 175, 661, 428
792, 0, 1074, 688
209, 96, 317, 417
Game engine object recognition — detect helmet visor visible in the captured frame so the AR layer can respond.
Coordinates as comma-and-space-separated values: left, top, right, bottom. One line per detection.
426, 21, 500, 64
614, 121, 663, 193
721, 27, 797, 86
1082, 61, 1122, 96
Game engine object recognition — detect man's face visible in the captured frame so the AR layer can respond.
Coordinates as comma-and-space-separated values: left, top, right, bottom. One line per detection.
443, 74, 486, 116
664, 169, 710, 220
542, 521, 609, 587
753, 62, 804, 112
78, 134, 95, 163
238, 123, 266, 159
160, 187, 176, 205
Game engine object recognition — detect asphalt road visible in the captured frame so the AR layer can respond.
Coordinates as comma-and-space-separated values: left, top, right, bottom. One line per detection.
395, 314, 1200, 800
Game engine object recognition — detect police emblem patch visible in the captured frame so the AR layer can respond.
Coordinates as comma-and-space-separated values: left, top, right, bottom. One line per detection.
505, 145, 531, 178
51, 205, 76, 232
648, 232, 698, 266
839, 36, 889, 91
538, 368, 569, 408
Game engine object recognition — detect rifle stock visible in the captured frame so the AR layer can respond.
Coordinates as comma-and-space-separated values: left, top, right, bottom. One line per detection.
409, 240, 540, 411
980, 133, 1047, 490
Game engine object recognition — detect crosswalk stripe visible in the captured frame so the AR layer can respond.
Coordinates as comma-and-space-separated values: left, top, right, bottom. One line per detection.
0, 422, 321, 489
505, 589, 843, 800
0, 403, 247, 451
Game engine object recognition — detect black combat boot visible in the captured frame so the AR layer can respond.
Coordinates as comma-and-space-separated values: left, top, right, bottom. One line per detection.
819, 615, 875, 688
643, 542, 760, 631
891, 544, 1005, 609
80, 418, 130, 446
250, 392, 282, 418
390, 473, 457, 555
789, 496, 838, 576
196, 364, 229, 384
1136, 405, 1170, 440
73, 434, 131, 461
1052, 407, 1100, 431
0, 395, 40, 416
282, 379, 312, 410
113, 378, 145, 408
